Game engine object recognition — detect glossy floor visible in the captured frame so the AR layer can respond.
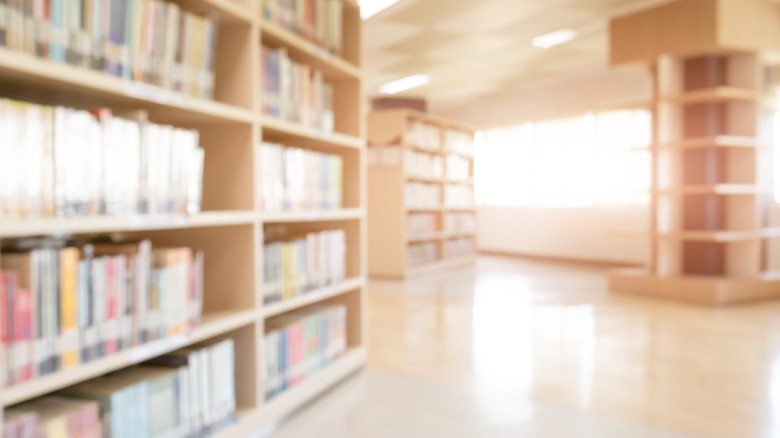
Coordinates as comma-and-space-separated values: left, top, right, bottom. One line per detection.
273, 255, 780, 438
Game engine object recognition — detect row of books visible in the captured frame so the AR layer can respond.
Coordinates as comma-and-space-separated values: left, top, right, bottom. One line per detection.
0, 239, 204, 387
258, 142, 343, 212
445, 155, 471, 181
2, 339, 236, 438
407, 213, 437, 235
0, 0, 218, 99
405, 150, 443, 181
405, 120, 441, 150
263, 229, 347, 304
444, 213, 476, 233
0, 100, 205, 219
262, 0, 344, 57
405, 182, 441, 209
264, 304, 347, 400
444, 185, 475, 208
262, 45, 335, 133
408, 242, 438, 267
444, 238, 475, 259
445, 130, 475, 157
366, 145, 401, 168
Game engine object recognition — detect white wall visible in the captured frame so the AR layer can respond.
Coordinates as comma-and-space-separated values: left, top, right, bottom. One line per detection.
477, 206, 649, 265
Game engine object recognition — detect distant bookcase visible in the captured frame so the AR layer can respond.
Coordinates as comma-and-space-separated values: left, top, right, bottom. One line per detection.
367, 108, 478, 277
0, 0, 366, 434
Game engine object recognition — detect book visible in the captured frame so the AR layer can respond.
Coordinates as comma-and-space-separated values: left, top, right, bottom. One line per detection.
444, 129, 475, 157
262, 0, 344, 56
264, 304, 346, 400
407, 242, 438, 267
0, 240, 204, 389
405, 150, 443, 180
0, 99, 205, 219
443, 238, 475, 260
404, 182, 441, 208
261, 44, 334, 133
405, 120, 442, 151
407, 213, 438, 235
263, 228, 346, 304
258, 142, 343, 211
444, 184, 474, 208
443, 212, 476, 233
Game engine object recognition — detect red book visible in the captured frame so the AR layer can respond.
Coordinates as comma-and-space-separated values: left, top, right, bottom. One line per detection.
0, 271, 7, 388
14, 287, 33, 383
105, 257, 118, 355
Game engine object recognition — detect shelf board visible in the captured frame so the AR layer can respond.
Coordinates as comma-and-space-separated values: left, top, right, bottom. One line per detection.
659, 184, 764, 195
443, 150, 475, 160
407, 256, 477, 275
260, 115, 364, 150
665, 86, 761, 104
263, 277, 365, 318
1, 309, 260, 407
405, 175, 443, 184
406, 206, 444, 212
661, 135, 763, 149
406, 143, 444, 155
0, 48, 256, 127
443, 178, 474, 186
0, 211, 259, 238
260, 208, 364, 223
444, 206, 477, 211
181, 0, 258, 24
444, 231, 476, 239
260, 20, 361, 80
407, 232, 446, 242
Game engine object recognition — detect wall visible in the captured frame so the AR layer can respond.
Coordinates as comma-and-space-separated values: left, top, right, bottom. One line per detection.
436, 68, 654, 265
477, 206, 649, 265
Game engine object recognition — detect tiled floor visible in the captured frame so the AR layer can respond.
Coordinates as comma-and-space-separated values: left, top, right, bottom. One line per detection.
263, 255, 780, 438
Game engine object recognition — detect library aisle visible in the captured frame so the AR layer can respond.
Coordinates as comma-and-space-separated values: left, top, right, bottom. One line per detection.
260, 255, 780, 438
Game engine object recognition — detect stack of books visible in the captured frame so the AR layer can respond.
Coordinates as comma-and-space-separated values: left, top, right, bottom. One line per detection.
264, 304, 347, 400
405, 121, 441, 151
2, 339, 236, 438
407, 213, 438, 235
258, 142, 343, 211
444, 185, 474, 208
262, 0, 344, 56
445, 155, 471, 181
444, 130, 475, 157
407, 242, 438, 267
0, 0, 219, 99
1, 239, 204, 387
261, 45, 335, 133
405, 150, 443, 180
444, 238, 475, 259
263, 230, 347, 304
0, 100, 205, 219
404, 182, 441, 208
444, 212, 476, 233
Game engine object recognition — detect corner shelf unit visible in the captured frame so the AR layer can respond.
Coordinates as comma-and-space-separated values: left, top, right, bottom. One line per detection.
367, 108, 478, 278
0, 0, 366, 434
608, 0, 780, 305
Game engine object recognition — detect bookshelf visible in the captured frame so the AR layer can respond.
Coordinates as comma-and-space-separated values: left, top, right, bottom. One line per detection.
0, 0, 366, 435
608, 0, 780, 305
367, 108, 478, 278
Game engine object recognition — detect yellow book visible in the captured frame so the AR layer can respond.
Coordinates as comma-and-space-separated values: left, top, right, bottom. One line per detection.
60, 247, 80, 368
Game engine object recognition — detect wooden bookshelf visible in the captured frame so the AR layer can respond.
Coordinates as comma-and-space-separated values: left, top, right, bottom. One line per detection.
367, 109, 478, 277
0, 0, 366, 433
608, 0, 780, 305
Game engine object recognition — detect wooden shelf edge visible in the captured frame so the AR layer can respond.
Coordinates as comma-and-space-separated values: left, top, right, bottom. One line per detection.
0, 48, 256, 125
1, 309, 260, 407
260, 208, 364, 223
0, 211, 259, 238
260, 20, 362, 80
260, 115, 364, 149
660, 135, 762, 149
664, 86, 761, 103
188, 0, 260, 24
262, 277, 366, 318
657, 184, 765, 195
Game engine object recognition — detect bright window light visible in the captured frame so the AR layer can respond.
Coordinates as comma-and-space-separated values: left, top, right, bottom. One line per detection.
378, 74, 430, 95
532, 29, 578, 49
359, 0, 401, 19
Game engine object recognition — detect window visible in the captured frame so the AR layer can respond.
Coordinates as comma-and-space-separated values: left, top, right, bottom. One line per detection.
475, 109, 652, 208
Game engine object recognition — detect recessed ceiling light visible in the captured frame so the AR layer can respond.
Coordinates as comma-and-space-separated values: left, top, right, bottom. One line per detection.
532, 29, 578, 49
379, 74, 430, 95
359, 0, 402, 19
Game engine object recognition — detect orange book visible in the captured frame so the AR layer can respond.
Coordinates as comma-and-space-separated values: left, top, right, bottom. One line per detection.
60, 247, 81, 369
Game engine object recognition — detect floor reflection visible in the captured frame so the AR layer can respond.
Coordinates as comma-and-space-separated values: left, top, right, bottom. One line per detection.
367, 255, 780, 438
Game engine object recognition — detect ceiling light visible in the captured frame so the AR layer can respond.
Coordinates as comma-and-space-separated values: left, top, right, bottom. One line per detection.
532, 29, 578, 49
359, 0, 401, 19
379, 74, 430, 95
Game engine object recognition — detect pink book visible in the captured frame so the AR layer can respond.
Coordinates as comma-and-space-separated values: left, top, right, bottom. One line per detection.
14, 288, 33, 383
105, 258, 118, 355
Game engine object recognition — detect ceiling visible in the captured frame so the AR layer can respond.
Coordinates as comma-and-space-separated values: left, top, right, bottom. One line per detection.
364, 0, 674, 109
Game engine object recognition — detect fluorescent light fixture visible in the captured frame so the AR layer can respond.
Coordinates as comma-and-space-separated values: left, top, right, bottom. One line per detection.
379, 74, 430, 95
532, 29, 578, 49
359, 0, 401, 19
